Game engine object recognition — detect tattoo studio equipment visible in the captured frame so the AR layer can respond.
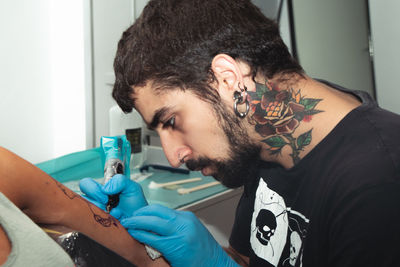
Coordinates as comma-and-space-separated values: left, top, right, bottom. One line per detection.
177, 181, 221, 195
36, 139, 230, 264
102, 135, 162, 260
101, 135, 131, 212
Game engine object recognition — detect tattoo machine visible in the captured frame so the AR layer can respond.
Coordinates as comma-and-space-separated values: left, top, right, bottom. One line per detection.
101, 135, 131, 213
101, 136, 162, 260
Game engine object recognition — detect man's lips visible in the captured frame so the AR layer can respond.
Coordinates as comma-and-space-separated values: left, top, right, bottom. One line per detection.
200, 166, 213, 176
186, 162, 206, 172
187, 164, 211, 175
185, 159, 215, 176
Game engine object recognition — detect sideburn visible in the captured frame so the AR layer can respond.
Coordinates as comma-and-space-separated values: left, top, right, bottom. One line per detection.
211, 101, 262, 188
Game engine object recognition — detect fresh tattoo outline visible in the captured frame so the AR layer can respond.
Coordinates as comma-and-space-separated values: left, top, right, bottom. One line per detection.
248, 81, 323, 164
54, 180, 118, 228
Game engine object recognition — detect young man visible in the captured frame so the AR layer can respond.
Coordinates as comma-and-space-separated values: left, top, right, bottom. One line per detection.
0, 147, 169, 267
81, 0, 400, 266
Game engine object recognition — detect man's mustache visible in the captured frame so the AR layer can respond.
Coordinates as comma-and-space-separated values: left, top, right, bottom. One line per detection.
185, 157, 213, 171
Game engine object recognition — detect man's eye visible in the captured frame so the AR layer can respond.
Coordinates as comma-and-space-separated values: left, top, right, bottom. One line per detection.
163, 116, 175, 128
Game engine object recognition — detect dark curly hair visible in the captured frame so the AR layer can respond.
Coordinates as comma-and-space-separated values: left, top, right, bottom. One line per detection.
113, 0, 303, 113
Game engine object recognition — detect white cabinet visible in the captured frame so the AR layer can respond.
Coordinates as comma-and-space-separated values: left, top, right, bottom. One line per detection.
180, 188, 243, 247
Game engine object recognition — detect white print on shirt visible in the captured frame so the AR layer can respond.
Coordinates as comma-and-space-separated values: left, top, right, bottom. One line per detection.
250, 178, 309, 267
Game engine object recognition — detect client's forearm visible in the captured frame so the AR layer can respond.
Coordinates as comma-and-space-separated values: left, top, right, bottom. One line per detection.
0, 147, 168, 267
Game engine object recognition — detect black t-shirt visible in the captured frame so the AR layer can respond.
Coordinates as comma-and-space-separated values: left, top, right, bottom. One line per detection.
229, 80, 400, 267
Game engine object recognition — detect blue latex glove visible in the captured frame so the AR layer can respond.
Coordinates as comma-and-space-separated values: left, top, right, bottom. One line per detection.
121, 204, 239, 267
79, 177, 108, 209
79, 174, 148, 220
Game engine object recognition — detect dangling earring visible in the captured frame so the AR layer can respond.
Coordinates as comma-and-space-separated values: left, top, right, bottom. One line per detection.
233, 83, 250, 118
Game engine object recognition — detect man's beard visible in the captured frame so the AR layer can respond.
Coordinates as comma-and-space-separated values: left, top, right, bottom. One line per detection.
185, 101, 261, 188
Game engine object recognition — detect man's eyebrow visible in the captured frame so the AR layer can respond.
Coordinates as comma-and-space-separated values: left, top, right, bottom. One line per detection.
149, 106, 171, 130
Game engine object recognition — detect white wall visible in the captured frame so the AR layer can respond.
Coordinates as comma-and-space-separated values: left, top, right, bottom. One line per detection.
292, 0, 374, 96
251, 0, 292, 54
279, 0, 292, 54
252, 0, 280, 20
92, 0, 147, 147
0, 0, 88, 163
369, 0, 400, 115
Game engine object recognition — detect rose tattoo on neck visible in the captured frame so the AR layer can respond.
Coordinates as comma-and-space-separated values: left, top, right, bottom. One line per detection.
248, 81, 323, 165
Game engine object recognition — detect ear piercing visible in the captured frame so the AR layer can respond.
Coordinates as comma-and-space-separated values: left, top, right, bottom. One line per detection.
178, 152, 185, 164
233, 83, 250, 118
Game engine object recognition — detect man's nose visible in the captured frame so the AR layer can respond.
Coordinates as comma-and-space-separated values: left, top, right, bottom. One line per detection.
159, 132, 191, 168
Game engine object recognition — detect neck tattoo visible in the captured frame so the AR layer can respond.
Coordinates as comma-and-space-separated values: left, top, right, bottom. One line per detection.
247, 81, 324, 165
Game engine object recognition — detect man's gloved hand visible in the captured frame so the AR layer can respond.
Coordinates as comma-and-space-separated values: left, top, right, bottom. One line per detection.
79, 174, 148, 220
120, 204, 239, 267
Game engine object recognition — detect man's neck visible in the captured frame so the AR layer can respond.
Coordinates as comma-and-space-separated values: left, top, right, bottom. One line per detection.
246, 75, 361, 169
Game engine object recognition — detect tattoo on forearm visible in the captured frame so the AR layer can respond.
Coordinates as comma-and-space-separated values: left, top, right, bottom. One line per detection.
248, 81, 323, 164
55, 180, 79, 200
54, 180, 118, 228
87, 204, 119, 227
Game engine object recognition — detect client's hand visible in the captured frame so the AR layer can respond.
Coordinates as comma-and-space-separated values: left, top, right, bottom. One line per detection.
121, 204, 239, 267
79, 175, 148, 220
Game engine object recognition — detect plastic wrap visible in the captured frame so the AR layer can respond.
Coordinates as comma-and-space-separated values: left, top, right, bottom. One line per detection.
57, 231, 136, 267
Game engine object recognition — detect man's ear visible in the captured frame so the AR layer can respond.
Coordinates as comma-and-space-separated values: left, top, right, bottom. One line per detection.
211, 54, 243, 95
